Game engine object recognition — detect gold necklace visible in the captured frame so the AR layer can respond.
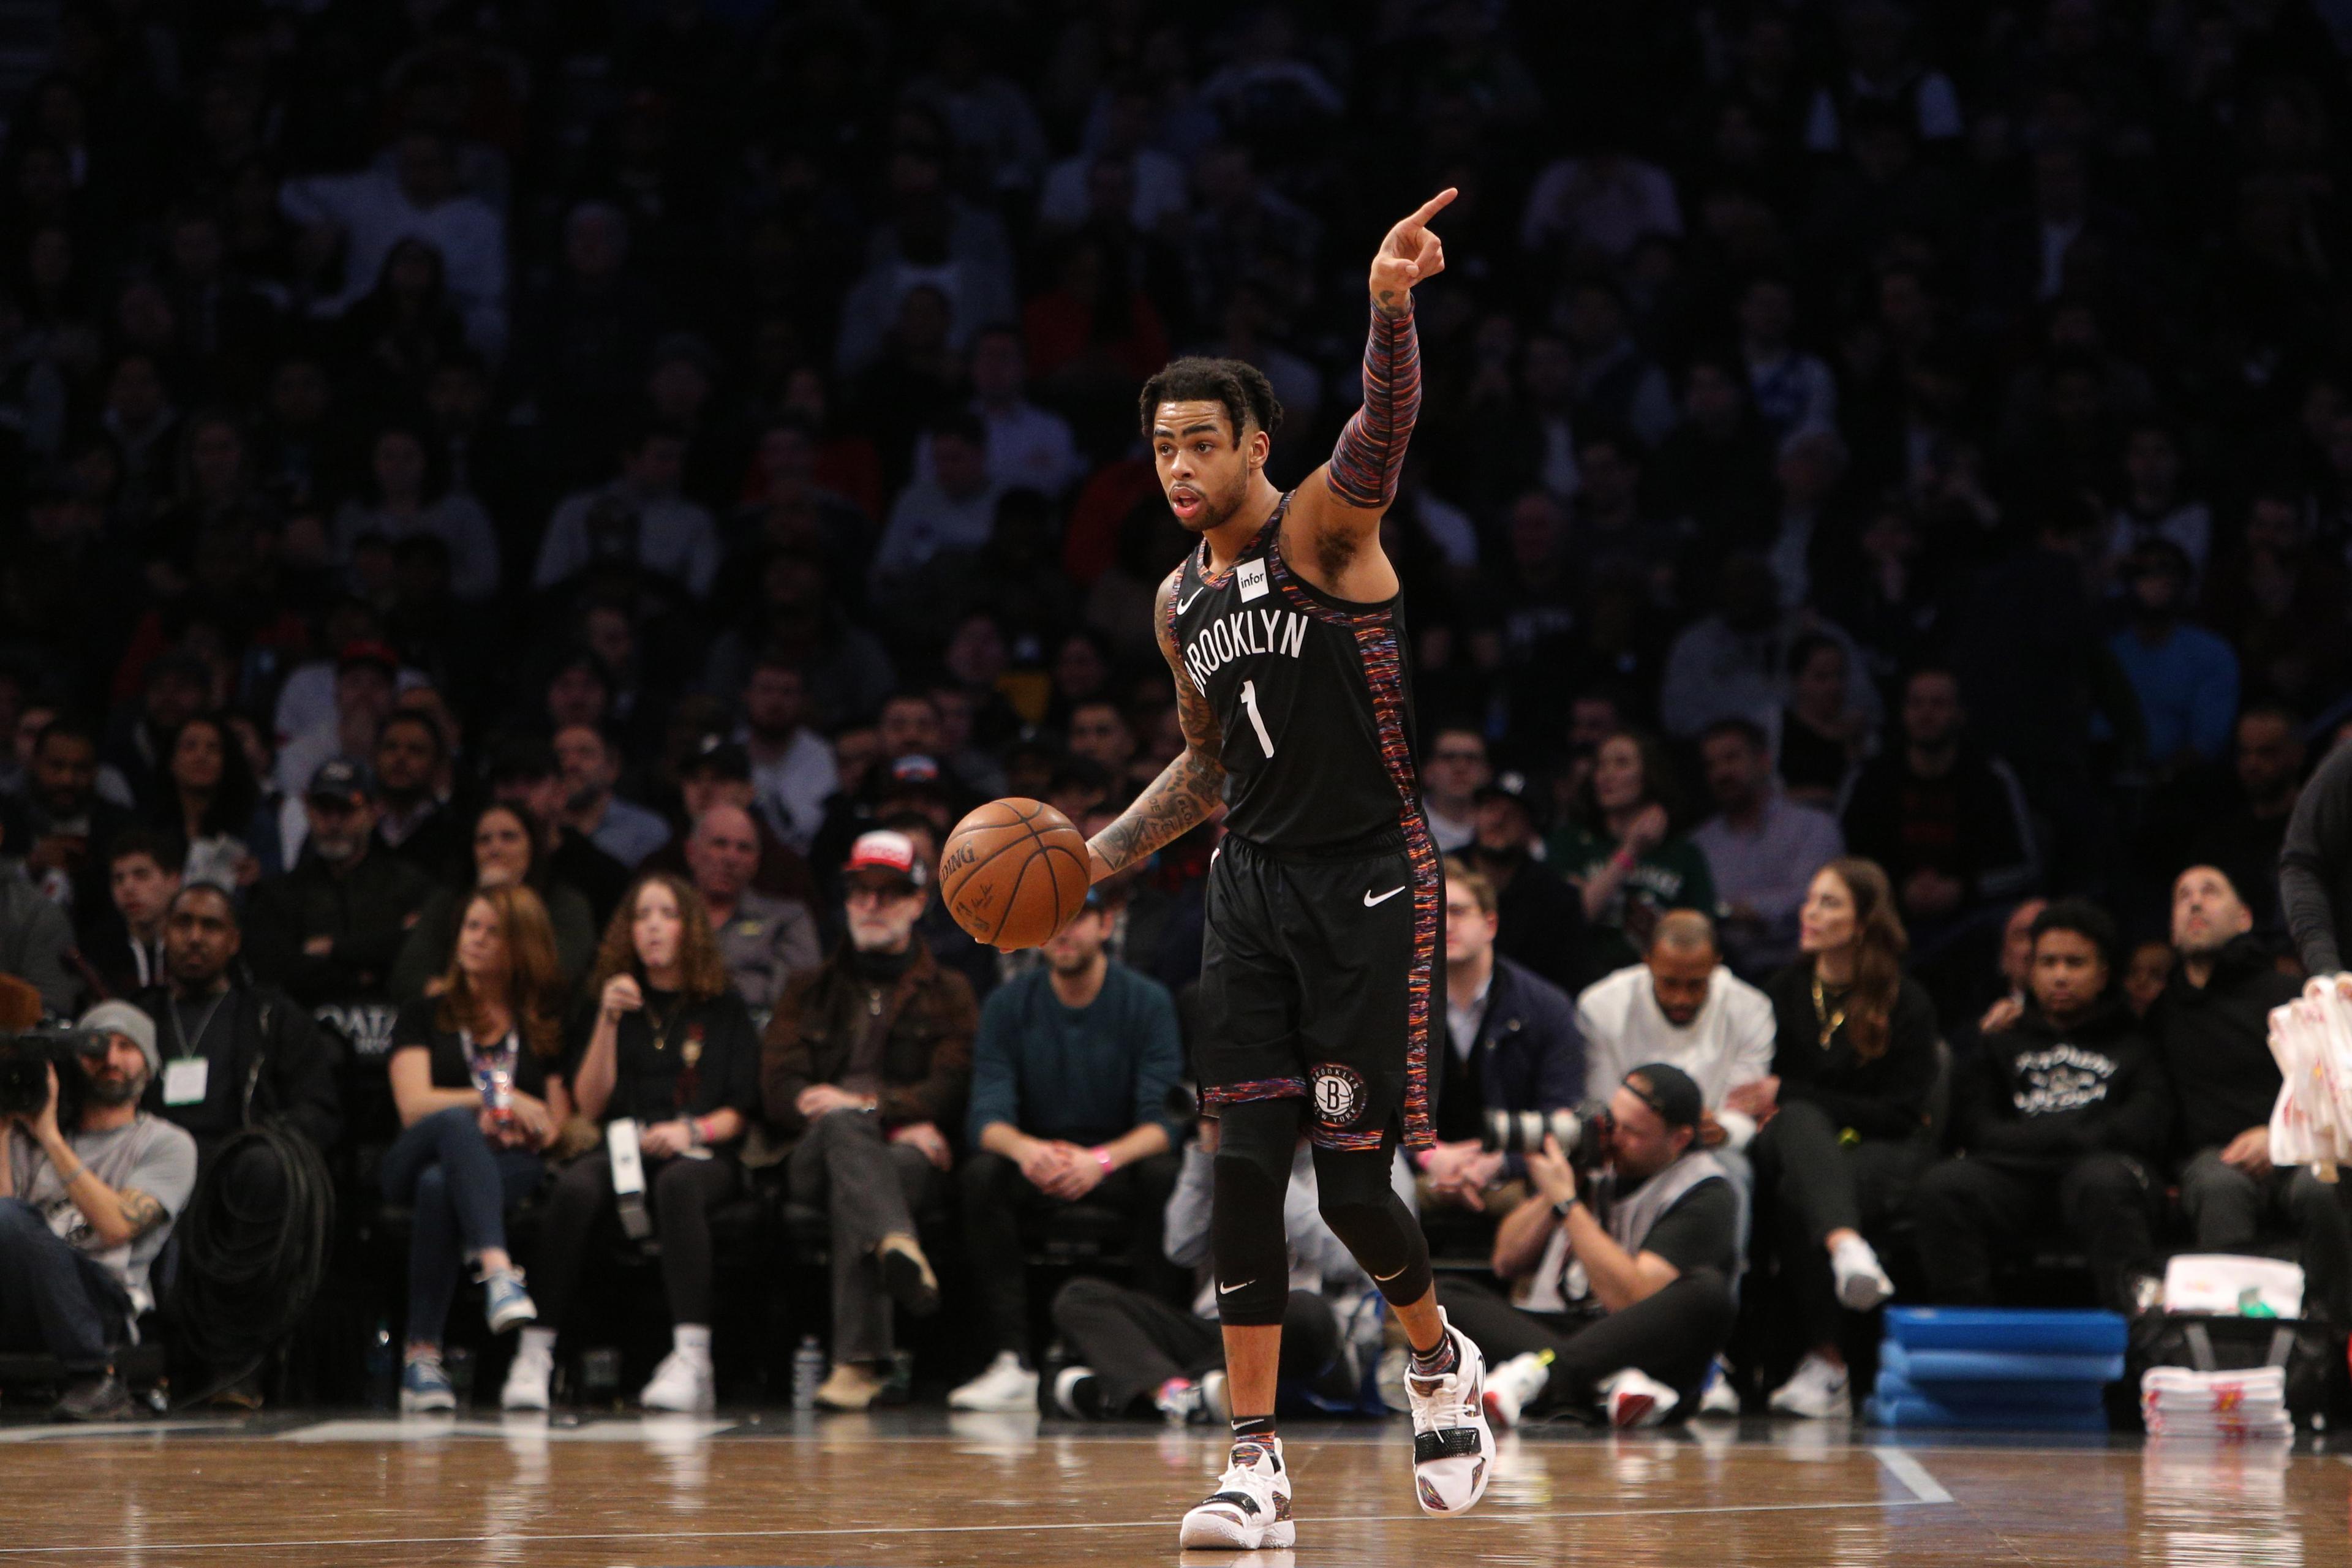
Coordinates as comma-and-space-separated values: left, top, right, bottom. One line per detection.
1810, 973, 1847, 1051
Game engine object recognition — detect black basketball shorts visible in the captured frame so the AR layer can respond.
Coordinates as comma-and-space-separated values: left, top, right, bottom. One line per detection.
1196, 826, 1442, 1152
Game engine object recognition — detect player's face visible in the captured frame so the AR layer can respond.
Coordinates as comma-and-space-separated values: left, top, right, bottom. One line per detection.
1151, 401, 1262, 533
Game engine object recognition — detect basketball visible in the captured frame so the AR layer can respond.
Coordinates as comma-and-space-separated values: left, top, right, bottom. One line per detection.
940, 797, 1093, 950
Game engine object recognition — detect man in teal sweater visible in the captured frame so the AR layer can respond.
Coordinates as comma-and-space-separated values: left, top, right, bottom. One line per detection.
949, 889, 1186, 1412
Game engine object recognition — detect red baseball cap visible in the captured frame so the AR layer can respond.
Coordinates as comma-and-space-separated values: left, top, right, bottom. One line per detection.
843, 829, 927, 889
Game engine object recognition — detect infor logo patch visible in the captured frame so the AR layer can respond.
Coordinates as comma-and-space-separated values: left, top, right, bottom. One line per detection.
1237, 558, 1269, 601
1311, 1064, 1366, 1127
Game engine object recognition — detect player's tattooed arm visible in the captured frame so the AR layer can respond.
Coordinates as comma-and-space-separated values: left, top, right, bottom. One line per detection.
1087, 571, 1226, 881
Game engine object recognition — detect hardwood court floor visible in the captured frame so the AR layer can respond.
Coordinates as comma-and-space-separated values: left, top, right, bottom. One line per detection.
0, 1409, 2345, 1567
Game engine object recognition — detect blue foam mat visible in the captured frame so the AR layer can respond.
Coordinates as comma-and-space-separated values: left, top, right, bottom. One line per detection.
1875, 1370, 2108, 1412
1883, 1306, 2127, 1355
1865, 1393, 2111, 1431
1882, 1341, 2126, 1384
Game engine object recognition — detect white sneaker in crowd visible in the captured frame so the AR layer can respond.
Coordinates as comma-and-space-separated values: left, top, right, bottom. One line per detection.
1766, 1352, 1851, 1419
1178, 1435, 1294, 1550
947, 1351, 1039, 1413
1600, 1367, 1679, 1429
501, 1329, 555, 1411
1480, 1350, 1551, 1431
1696, 1356, 1741, 1418
1403, 1313, 1494, 1517
639, 1347, 715, 1412
1830, 1235, 1895, 1311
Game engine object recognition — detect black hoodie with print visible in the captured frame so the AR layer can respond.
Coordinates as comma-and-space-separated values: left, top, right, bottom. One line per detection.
1957, 994, 2172, 1170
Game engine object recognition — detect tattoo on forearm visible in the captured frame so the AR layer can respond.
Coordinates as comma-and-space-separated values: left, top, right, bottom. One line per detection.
117, 1189, 165, 1240
1091, 573, 1227, 875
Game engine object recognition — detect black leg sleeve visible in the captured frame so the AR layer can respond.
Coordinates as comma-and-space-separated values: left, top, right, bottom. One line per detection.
1211, 1099, 1302, 1327
1311, 1138, 1431, 1308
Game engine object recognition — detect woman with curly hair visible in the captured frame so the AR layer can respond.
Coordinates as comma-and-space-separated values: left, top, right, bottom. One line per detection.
503, 872, 760, 1413
379, 883, 571, 1412
1748, 857, 1939, 1419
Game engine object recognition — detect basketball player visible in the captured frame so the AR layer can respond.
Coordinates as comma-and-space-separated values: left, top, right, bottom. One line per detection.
1084, 190, 1490, 1549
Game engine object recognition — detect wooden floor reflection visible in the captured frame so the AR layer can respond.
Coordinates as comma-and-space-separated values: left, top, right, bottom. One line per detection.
0, 1409, 2346, 1566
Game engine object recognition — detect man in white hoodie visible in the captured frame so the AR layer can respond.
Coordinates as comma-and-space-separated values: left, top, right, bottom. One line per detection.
1576, 912, 1776, 1156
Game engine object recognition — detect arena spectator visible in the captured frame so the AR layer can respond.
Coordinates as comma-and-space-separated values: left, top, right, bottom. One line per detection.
149, 714, 262, 892
870, 413, 1003, 595
1550, 731, 1715, 982
15, 716, 136, 924
532, 426, 722, 601
89, 828, 182, 1000
392, 803, 599, 1005
243, 758, 436, 1011
954, 889, 1184, 1412
1050, 1110, 1400, 1422
1839, 667, 2039, 942
1691, 718, 1845, 976
0, 1002, 197, 1420
1420, 726, 1488, 854
369, 710, 464, 882
381, 886, 570, 1412
761, 830, 974, 1411
1736, 276, 1838, 442
486, 738, 628, 926
925, 325, 1080, 498
1441, 1064, 1739, 1429
137, 883, 343, 1163
1418, 859, 1584, 1214
684, 806, 818, 1017
522, 873, 761, 1413
0, 813, 81, 1015
274, 643, 401, 831
1913, 900, 2169, 1312
736, 660, 839, 854
1753, 859, 1936, 1419
2106, 540, 2239, 771
2187, 705, 2304, 936
2280, 732, 2352, 978
1973, 897, 2052, 1039
2152, 865, 2346, 1323
552, 725, 671, 871
331, 425, 501, 603
1775, 635, 1871, 810
1578, 913, 1778, 1160
1458, 770, 1584, 992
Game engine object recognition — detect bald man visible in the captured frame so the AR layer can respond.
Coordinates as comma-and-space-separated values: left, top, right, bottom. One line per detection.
685, 805, 820, 1015
1576, 912, 1776, 1153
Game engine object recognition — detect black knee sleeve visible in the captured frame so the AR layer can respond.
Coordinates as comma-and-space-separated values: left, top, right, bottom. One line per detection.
1210, 1099, 1299, 1326
1311, 1142, 1431, 1308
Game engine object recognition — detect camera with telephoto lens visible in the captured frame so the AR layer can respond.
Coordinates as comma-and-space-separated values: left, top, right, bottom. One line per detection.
1481, 1100, 1616, 1173
0, 1027, 104, 1121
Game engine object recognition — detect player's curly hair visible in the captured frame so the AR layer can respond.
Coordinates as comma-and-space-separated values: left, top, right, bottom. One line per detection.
1138, 357, 1284, 441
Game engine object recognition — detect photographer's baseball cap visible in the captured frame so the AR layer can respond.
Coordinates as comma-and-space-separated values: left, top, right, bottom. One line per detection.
78, 1001, 158, 1076
308, 755, 373, 804
843, 829, 927, 889
1623, 1063, 1704, 1131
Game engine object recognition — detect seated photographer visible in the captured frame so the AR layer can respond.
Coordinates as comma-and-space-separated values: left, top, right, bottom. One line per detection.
380, 887, 573, 1414
1914, 899, 2169, 1312
1417, 858, 1584, 1216
512, 872, 760, 1414
762, 831, 974, 1413
0, 1003, 197, 1419
136, 884, 344, 1164
1048, 1112, 1405, 1422
952, 887, 1185, 1414
2152, 866, 2347, 1322
1438, 1064, 1737, 1430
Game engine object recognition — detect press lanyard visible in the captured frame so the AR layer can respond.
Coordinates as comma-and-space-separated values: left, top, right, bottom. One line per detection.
170, 992, 227, 1063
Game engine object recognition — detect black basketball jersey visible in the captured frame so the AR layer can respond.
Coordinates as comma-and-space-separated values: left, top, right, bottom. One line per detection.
1168, 494, 1425, 851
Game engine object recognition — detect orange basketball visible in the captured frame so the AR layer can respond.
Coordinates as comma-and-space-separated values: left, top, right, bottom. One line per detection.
940, 797, 1093, 950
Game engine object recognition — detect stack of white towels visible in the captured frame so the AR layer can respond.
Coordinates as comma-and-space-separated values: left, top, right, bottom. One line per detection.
2267, 976, 2352, 1175
2139, 1366, 2293, 1442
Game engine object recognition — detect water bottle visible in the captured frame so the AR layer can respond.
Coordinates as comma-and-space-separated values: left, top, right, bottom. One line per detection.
791, 1336, 826, 1411
365, 1318, 396, 1411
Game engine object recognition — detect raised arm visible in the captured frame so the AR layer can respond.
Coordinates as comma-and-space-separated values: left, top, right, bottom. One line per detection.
1087, 568, 1227, 881
1289, 189, 1452, 564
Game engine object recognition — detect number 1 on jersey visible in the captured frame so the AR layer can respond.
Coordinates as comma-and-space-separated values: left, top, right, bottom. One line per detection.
1240, 679, 1275, 757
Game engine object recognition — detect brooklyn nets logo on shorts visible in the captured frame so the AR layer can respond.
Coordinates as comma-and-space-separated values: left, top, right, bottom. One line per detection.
1311, 1064, 1366, 1128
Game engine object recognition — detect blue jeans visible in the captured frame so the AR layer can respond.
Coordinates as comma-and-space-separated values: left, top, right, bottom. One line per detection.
379, 1107, 543, 1346
0, 1196, 133, 1372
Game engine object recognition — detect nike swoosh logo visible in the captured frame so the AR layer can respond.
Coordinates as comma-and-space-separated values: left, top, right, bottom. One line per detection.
1372, 1265, 1407, 1281
1364, 886, 1406, 907
1176, 588, 1204, 613
1218, 1279, 1254, 1295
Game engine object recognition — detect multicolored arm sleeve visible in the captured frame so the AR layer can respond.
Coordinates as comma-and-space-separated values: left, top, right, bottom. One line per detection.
1324, 301, 1422, 510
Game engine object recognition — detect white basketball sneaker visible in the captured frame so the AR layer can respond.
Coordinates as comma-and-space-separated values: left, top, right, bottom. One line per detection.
639, 1346, 714, 1412
1404, 1312, 1494, 1516
1178, 1435, 1295, 1550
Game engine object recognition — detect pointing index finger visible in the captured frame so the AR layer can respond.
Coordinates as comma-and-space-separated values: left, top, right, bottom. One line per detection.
1405, 187, 1459, 228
